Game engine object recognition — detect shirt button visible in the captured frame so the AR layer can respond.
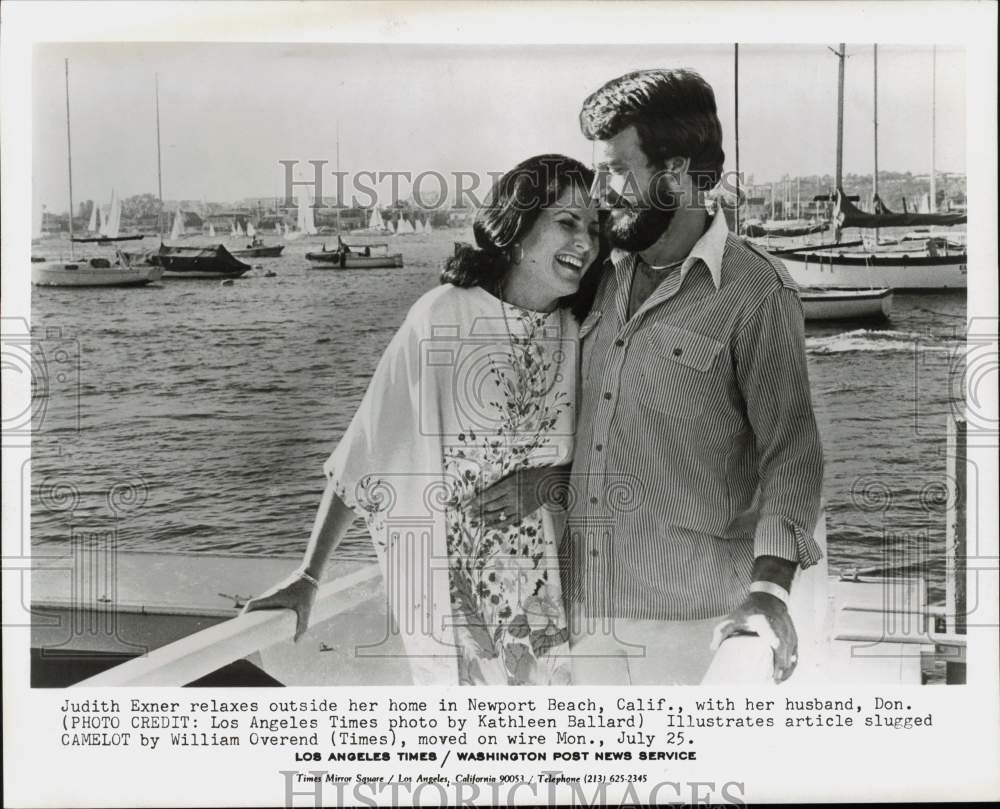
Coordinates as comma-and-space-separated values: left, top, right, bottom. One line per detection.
589, 496, 598, 505
595, 443, 603, 451
615, 339, 625, 347
673, 347, 683, 356
603, 392, 612, 400
590, 549, 599, 558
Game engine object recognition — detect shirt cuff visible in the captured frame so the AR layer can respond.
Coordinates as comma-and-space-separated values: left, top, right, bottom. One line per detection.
753, 514, 823, 569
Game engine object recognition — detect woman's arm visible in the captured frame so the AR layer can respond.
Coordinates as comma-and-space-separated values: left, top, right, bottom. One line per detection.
464, 464, 572, 531
243, 478, 358, 640
301, 478, 357, 580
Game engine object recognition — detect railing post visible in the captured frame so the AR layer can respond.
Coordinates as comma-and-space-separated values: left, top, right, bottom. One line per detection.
945, 412, 966, 683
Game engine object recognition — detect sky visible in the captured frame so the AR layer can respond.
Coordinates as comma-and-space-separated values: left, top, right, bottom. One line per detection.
32, 42, 965, 212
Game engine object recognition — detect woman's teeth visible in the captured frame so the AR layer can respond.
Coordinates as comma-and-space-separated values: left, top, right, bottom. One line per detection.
555, 254, 583, 271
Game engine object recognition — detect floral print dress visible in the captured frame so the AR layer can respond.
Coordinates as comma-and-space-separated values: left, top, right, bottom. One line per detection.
443, 295, 575, 686
324, 285, 577, 686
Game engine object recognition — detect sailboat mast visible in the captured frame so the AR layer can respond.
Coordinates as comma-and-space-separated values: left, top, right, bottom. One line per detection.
335, 121, 342, 236
64, 58, 75, 258
930, 46, 937, 213
833, 43, 846, 241
873, 45, 879, 201
835, 43, 845, 190
734, 43, 740, 235
155, 74, 164, 236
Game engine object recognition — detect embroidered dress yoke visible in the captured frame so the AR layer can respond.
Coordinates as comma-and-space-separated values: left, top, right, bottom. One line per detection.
324, 284, 577, 685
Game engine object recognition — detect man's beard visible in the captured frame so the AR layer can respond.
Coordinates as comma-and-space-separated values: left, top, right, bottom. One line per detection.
605, 183, 680, 252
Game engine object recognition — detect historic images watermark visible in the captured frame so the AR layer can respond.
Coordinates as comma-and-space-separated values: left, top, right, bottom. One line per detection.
278, 160, 748, 212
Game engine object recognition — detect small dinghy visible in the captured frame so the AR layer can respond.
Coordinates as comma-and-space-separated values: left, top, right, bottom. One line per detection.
799, 286, 893, 322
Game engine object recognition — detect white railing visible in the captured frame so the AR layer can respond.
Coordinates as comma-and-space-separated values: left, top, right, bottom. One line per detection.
76, 564, 381, 687
79, 556, 781, 687
78, 497, 971, 688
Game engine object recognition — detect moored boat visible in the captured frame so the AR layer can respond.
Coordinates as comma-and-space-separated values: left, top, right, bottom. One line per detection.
146, 243, 252, 279
72, 233, 146, 243
36, 60, 159, 288
778, 246, 966, 290
230, 239, 284, 259
32, 256, 163, 287
799, 286, 892, 321
773, 46, 966, 292
744, 219, 827, 238
306, 239, 403, 269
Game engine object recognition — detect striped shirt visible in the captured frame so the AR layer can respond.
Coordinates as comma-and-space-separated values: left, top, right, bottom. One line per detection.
563, 210, 824, 620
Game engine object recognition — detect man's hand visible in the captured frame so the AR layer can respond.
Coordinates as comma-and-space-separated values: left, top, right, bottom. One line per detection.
711, 591, 798, 683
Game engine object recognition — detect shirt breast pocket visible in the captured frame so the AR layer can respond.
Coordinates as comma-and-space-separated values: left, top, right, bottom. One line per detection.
638, 324, 725, 419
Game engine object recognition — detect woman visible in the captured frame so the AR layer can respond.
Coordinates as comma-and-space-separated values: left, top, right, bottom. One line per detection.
244, 154, 602, 685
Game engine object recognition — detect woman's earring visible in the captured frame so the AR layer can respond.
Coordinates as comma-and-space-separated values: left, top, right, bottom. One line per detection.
510, 243, 523, 264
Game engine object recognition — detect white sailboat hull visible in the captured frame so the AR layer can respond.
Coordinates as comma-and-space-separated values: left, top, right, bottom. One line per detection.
32, 260, 163, 287
780, 250, 967, 290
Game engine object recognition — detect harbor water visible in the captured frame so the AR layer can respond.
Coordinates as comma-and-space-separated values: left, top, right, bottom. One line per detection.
30, 230, 966, 603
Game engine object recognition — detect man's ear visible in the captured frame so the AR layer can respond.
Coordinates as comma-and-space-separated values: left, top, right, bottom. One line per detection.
663, 156, 691, 184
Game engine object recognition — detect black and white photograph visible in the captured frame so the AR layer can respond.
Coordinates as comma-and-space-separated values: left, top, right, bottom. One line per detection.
3, 2, 998, 806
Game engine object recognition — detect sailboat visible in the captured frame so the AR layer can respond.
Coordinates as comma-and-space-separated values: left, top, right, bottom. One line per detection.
731, 45, 889, 320
72, 187, 145, 243
300, 193, 318, 237
395, 214, 416, 235
33, 60, 161, 287
32, 201, 46, 244
350, 202, 393, 236
283, 188, 318, 241
170, 209, 183, 240
122, 75, 250, 280
744, 179, 827, 240
778, 45, 966, 291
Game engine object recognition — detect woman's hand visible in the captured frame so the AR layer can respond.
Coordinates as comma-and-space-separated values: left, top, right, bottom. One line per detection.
463, 466, 570, 531
242, 570, 319, 642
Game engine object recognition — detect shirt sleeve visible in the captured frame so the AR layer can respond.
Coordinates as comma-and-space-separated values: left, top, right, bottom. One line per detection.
733, 285, 824, 569
322, 311, 431, 518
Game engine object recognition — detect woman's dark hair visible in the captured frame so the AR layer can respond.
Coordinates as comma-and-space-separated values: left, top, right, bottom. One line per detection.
579, 69, 725, 192
441, 154, 606, 318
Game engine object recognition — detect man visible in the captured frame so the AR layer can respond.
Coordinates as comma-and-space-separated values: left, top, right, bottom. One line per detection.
563, 68, 824, 685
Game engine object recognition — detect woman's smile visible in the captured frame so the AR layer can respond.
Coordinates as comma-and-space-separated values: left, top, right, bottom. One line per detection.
554, 252, 586, 272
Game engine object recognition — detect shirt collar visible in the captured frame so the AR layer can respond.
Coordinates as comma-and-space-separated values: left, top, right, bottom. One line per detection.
679, 208, 727, 290
607, 208, 728, 291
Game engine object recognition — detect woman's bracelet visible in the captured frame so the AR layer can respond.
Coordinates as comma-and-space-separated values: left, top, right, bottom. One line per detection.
296, 569, 320, 588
